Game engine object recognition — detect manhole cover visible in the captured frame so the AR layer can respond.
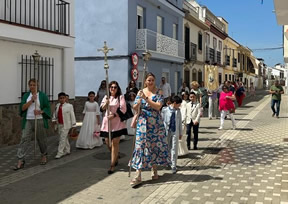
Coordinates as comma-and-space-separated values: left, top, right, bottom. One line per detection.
93, 152, 126, 160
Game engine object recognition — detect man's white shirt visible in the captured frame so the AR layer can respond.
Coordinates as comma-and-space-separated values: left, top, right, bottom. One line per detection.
160, 83, 171, 98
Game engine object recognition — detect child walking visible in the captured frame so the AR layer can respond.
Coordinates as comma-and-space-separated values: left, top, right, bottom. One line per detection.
162, 95, 182, 174
53, 92, 76, 159
184, 92, 201, 150
76, 91, 103, 149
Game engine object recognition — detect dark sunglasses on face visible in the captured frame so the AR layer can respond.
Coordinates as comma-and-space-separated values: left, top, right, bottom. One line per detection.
110, 86, 118, 89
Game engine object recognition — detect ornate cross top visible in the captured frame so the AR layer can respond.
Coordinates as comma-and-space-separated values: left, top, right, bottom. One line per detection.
97, 41, 114, 69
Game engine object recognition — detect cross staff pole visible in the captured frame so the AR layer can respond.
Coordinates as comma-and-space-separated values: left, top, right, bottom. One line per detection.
32, 51, 41, 159
98, 41, 114, 147
128, 51, 151, 177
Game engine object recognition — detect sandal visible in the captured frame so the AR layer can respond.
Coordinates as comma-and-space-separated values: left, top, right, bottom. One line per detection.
130, 171, 142, 187
151, 167, 159, 180
14, 160, 25, 171
40, 156, 47, 165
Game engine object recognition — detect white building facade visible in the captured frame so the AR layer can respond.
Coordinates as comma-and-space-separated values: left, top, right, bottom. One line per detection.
0, 0, 75, 145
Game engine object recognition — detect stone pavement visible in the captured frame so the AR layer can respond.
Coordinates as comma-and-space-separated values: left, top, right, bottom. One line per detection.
1, 90, 288, 204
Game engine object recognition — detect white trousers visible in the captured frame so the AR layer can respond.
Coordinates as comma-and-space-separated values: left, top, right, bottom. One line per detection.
57, 124, 70, 156
220, 110, 236, 128
208, 97, 218, 118
167, 131, 179, 169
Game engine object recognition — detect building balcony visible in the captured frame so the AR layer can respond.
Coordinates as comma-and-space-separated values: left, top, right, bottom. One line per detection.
0, 0, 71, 36
183, 0, 198, 19
136, 29, 184, 62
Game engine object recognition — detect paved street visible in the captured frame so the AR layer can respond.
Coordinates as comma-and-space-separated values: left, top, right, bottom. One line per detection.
1, 90, 288, 204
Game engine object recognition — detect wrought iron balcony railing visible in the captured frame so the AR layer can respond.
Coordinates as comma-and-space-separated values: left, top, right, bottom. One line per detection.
0, 0, 70, 35
136, 29, 184, 58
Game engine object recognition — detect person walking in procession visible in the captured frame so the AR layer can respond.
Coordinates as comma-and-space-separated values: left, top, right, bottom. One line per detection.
218, 85, 236, 130
159, 77, 171, 104
100, 81, 128, 174
76, 91, 103, 149
130, 73, 170, 187
184, 92, 201, 150
53, 92, 76, 159
162, 95, 183, 174
269, 80, 284, 119
15, 78, 51, 170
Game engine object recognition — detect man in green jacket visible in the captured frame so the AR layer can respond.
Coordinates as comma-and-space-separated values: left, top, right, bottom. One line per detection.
14, 78, 51, 170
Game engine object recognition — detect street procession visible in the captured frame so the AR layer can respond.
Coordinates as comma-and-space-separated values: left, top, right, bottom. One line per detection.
0, 0, 288, 203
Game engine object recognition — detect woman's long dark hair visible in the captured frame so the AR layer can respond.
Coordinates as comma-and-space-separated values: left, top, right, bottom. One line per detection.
98, 80, 106, 91
109, 81, 122, 98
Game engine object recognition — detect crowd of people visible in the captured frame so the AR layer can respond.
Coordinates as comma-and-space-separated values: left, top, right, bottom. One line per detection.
14, 75, 284, 188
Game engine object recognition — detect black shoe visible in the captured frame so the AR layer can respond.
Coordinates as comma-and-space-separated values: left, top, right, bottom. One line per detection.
188, 147, 191, 150
193, 146, 198, 150
14, 160, 25, 171
108, 166, 115, 174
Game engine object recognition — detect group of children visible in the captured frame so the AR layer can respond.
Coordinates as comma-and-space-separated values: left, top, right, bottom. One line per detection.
52, 91, 104, 159
162, 91, 201, 174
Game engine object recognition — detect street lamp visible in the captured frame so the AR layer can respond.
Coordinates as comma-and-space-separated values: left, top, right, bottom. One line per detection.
32, 50, 41, 158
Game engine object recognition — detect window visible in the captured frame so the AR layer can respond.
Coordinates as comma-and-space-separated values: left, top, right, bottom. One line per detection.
213, 37, 217, 49
218, 73, 222, 85
20, 55, 54, 100
219, 41, 222, 51
157, 16, 163, 34
137, 6, 144, 29
225, 55, 230, 66
206, 33, 210, 45
217, 51, 221, 64
209, 48, 215, 62
191, 42, 197, 61
225, 74, 228, 81
185, 26, 190, 60
198, 32, 202, 51
173, 24, 178, 40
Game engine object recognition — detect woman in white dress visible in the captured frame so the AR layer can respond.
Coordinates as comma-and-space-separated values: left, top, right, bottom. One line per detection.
76, 91, 103, 149
178, 91, 189, 156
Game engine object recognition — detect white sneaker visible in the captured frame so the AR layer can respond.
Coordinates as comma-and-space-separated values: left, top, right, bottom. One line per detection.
232, 126, 236, 130
55, 154, 63, 159
218, 127, 223, 130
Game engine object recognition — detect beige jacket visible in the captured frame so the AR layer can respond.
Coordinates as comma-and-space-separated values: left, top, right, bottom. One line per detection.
52, 103, 76, 130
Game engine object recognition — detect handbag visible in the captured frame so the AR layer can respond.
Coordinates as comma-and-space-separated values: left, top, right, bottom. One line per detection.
93, 124, 101, 137
117, 97, 134, 122
68, 127, 79, 140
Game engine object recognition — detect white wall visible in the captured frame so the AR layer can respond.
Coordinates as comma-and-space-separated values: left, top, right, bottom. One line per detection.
75, 59, 129, 97
0, 40, 64, 104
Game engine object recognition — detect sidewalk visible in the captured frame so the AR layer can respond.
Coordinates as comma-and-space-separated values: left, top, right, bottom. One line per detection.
1, 90, 287, 204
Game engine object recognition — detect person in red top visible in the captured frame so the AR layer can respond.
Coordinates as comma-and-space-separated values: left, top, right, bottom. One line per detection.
218, 85, 236, 130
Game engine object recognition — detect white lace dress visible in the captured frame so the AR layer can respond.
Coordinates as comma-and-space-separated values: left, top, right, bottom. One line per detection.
178, 100, 189, 156
76, 101, 103, 149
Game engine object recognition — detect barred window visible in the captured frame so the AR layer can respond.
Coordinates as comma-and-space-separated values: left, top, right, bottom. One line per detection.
20, 55, 54, 100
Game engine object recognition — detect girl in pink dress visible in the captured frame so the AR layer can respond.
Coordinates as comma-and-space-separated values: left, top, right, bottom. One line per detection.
100, 81, 128, 174
218, 85, 236, 130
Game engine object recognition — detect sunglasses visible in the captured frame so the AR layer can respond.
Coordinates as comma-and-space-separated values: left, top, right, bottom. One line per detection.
110, 86, 118, 89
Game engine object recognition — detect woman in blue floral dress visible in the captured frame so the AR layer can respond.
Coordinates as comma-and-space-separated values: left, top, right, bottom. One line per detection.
130, 72, 170, 187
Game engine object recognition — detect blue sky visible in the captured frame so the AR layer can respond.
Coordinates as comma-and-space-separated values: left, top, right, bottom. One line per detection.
198, 0, 283, 67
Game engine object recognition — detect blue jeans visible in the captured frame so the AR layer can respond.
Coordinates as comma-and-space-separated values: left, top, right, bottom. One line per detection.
271, 99, 281, 116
